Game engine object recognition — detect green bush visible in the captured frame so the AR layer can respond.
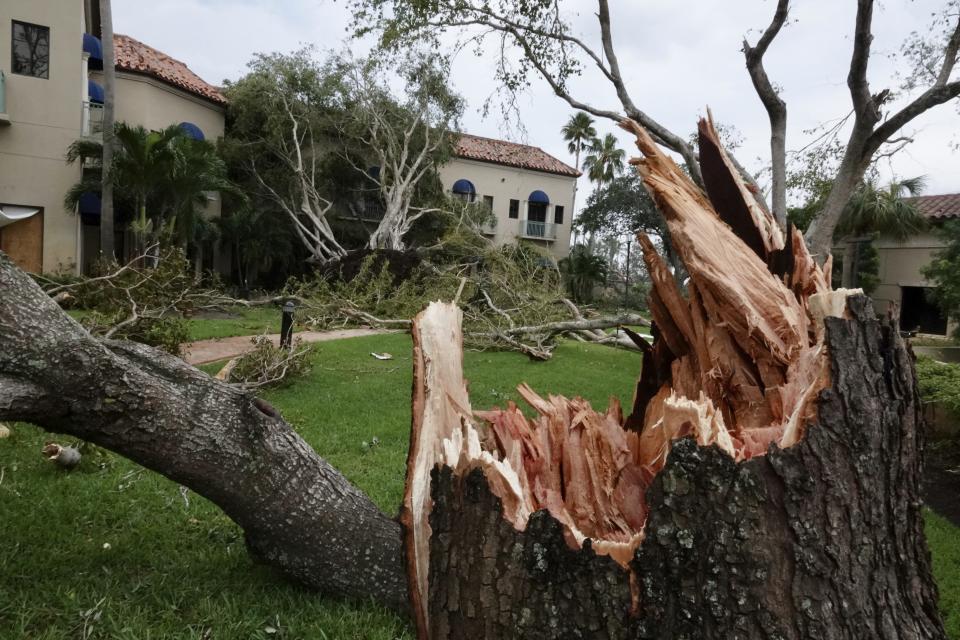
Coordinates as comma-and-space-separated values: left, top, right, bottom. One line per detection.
915, 355, 960, 418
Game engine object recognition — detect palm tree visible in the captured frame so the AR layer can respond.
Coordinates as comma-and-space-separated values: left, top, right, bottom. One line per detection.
836, 176, 928, 288
582, 133, 625, 186
581, 133, 625, 252
162, 136, 237, 248
561, 113, 596, 220
99, 0, 116, 260
559, 245, 608, 303
66, 123, 232, 258
217, 207, 294, 293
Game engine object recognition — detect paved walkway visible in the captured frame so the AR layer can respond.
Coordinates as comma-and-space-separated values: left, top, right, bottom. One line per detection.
182, 328, 390, 365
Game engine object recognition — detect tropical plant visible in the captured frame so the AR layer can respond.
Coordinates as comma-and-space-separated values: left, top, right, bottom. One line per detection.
217, 207, 296, 293
923, 220, 960, 338
561, 111, 597, 244
558, 245, 608, 303
65, 122, 234, 257
562, 112, 596, 170
581, 133, 625, 186
835, 177, 928, 288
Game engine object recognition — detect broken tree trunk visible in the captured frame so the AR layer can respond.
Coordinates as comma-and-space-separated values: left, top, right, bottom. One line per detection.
0, 251, 409, 612
401, 115, 944, 639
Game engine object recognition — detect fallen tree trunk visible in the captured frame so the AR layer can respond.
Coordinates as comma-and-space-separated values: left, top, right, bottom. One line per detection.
0, 254, 409, 612
400, 115, 945, 639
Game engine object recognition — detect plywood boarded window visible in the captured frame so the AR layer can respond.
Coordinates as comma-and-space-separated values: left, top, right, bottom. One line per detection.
0, 210, 44, 273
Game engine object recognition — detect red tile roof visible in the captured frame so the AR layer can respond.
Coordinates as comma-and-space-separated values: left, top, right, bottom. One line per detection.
454, 133, 580, 177
113, 34, 226, 106
906, 193, 960, 220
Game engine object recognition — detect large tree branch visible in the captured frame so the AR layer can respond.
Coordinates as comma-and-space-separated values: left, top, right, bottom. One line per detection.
848, 0, 878, 122
743, 0, 789, 227
0, 251, 408, 613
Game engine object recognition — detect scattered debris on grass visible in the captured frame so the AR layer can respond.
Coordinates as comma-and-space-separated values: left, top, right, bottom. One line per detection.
41, 443, 82, 470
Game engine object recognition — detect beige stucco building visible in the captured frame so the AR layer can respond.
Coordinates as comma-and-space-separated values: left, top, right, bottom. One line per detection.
438, 133, 579, 261
859, 194, 960, 336
0, 0, 225, 274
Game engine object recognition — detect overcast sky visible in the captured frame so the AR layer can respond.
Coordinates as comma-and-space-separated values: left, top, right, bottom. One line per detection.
112, 0, 959, 212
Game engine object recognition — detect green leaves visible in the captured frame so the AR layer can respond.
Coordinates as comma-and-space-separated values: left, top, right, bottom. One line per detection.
923, 220, 960, 338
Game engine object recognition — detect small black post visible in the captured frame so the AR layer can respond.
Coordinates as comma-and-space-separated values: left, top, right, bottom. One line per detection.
623, 240, 632, 309
280, 300, 295, 350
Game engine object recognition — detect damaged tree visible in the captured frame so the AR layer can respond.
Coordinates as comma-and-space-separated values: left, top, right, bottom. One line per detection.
0, 114, 945, 637
400, 116, 944, 639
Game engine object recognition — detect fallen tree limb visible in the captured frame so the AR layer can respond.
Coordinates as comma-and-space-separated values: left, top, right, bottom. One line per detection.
0, 254, 409, 612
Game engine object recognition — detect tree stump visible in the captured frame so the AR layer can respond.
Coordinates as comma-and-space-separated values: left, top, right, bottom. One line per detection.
401, 116, 945, 639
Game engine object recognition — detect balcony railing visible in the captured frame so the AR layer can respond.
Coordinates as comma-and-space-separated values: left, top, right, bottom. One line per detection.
82, 101, 103, 137
519, 218, 557, 240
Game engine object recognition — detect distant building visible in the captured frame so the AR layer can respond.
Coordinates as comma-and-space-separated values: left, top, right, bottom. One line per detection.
0, 0, 225, 274
867, 193, 960, 335
438, 133, 579, 261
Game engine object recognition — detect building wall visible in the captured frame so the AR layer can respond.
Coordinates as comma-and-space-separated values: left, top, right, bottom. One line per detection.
88, 69, 226, 223
90, 70, 225, 142
856, 231, 956, 335
438, 157, 575, 260
0, 0, 85, 272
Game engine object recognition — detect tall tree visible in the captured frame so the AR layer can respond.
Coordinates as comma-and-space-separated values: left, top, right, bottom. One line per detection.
66, 123, 231, 256
581, 132, 625, 256
350, 0, 960, 261
223, 49, 348, 263
923, 219, 960, 335
581, 133, 625, 186
561, 111, 596, 239
332, 54, 462, 251
98, 0, 116, 260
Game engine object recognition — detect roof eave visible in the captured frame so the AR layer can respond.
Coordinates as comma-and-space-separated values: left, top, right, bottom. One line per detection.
452, 152, 580, 178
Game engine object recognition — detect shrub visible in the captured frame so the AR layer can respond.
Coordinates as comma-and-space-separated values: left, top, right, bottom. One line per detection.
228, 336, 314, 388
915, 355, 960, 418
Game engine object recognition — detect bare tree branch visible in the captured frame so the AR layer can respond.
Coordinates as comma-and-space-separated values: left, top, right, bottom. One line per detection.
743, 0, 789, 227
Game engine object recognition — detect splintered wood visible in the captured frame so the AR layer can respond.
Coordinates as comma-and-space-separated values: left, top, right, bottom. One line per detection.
403, 115, 860, 638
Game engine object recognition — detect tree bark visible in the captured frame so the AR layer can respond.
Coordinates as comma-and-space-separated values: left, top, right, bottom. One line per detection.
401, 119, 945, 639
0, 251, 409, 613
99, 0, 116, 261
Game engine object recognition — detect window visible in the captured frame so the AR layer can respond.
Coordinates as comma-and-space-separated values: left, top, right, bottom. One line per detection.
554, 205, 564, 225
483, 195, 494, 212
508, 199, 520, 219
452, 178, 476, 203
12, 21, 50, 79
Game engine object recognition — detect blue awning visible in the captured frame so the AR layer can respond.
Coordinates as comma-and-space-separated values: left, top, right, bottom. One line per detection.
452, 178, 476, 195
83, 33, 103, 61
179, 122, 205, 141
88, 80, 105, 104
528, 190, 550, 204
79, 192, 101, 216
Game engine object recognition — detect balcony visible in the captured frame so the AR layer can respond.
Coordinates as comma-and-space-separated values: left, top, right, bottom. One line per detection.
82, 101, 103, 137
0, 71, 10, 125
519, 218, 557, 240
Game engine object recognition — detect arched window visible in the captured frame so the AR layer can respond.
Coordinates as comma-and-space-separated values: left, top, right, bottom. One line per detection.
87, 80, 105, 104
179, 122, 205, 141
452, 178, 477, 203
527, 190, 550, 222
525, 190, 551, 238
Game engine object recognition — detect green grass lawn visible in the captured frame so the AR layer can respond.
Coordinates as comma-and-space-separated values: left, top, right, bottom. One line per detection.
68, 306, 282, 343
184, 307, 282, 342
2, 332, 959, 638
